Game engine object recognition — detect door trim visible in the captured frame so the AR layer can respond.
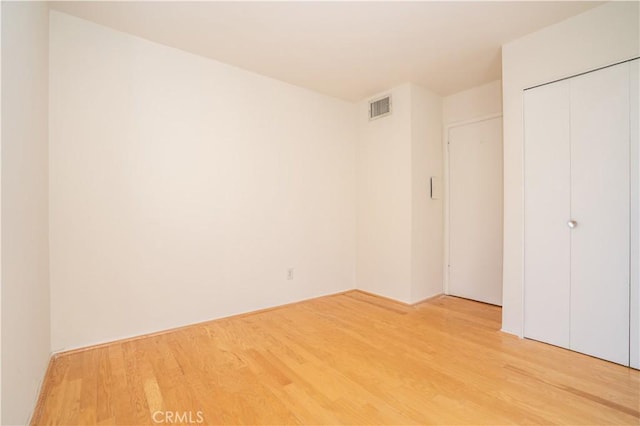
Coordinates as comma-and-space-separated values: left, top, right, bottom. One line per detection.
443, 113, 503, 298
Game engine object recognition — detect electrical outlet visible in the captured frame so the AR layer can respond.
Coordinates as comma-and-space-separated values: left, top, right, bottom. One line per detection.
287, 268, 294, 280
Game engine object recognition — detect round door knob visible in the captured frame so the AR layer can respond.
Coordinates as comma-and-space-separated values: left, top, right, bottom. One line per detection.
567, 220, 577, 229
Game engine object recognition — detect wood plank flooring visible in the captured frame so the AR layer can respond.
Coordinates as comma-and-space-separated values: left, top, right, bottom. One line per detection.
32, 291, 640, 425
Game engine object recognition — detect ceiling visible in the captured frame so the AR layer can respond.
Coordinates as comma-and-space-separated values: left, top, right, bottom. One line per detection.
49, 1, 603, 101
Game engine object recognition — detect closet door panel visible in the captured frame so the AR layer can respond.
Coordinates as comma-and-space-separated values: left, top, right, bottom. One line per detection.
523, 81, 571, 348
570, 63, 630, 365
629, 59, 639, 370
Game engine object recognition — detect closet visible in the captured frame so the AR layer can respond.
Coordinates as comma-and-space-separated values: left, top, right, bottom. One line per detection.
523, 58, 639, 367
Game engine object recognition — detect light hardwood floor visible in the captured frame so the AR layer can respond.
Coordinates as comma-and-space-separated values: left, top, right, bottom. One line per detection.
32, 291, 639, 425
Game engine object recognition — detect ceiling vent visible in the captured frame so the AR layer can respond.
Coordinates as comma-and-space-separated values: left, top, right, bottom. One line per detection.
369, 95, 392, 120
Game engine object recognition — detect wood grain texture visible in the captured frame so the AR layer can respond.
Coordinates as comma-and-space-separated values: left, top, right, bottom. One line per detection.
32, 291, 640, 425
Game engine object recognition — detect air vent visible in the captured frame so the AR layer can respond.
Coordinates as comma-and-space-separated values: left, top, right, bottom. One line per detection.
369, 95, 392, 120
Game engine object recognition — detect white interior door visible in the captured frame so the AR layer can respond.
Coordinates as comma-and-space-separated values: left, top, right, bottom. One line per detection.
523, 81, 572, 349
569, 63, 630, 366
448, 117, 503, 306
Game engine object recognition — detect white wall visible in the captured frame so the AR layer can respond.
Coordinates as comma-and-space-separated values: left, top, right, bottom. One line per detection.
411, 85, 443, 302
356, 83, 442, 304
49, 11, 357, 351
1, 2, 51, 424
443, 80, 502, 125
502, 1, 639, 336
356, 85, 412, 302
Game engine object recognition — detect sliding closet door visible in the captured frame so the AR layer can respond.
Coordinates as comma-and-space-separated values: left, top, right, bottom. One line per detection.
570, 64, 630, 365
523, 81, 571, 348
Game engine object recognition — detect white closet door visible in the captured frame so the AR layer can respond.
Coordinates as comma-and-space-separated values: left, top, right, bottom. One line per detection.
570, 63, 630, 365
448, 117, 503, 306
523, 82, 572, 348
630, 59, 639, 370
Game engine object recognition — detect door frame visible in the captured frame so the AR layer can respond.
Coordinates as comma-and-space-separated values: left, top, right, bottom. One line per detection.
443, 113, 503, 298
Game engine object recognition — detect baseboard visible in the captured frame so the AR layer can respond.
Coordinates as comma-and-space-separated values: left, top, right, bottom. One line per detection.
349, 289, 444, 307
53, 289, 358, 358
350, 289, 413, 306
410, 293, 445, 306
51, 288, 444, 358
51, 289, 450, 358
500, 328, 522, 338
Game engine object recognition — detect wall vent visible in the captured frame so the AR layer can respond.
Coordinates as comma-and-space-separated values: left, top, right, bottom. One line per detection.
369, 95, 392, 120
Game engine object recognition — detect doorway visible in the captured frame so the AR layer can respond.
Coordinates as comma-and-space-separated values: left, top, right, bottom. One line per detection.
446, 116, 503, 306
